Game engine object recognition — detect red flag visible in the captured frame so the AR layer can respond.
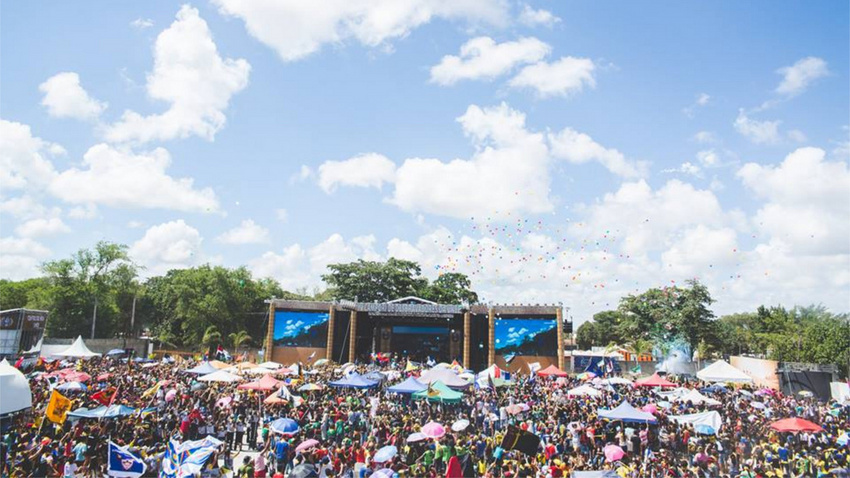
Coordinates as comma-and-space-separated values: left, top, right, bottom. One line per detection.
13, 356, 24, 369
91, 390, 110, 406
108, 385, 120, 406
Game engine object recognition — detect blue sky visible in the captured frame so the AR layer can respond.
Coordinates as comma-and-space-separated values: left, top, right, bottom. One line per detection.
1, 1, 848, 325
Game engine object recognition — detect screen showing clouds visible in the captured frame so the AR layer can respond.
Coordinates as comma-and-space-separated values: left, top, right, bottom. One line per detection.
494, 317, 556, 355
273, 310, 329, 348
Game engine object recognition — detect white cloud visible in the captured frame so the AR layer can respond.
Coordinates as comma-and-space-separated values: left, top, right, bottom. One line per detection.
0, 196, 58, 221
317, 153, 397, 193
212, 0, 509, 62
216, 219, 271, 244
290, 165, 313, 184
249, 244, 309, 290
662, 161, 702, 177
15, 217, 71, 238
787, 129, 807, 142
683, 93, 710, 117
696, 93, 710, 106
131, 18, 154, 29
661, 225, 738, 276
508, 56, 596, 98
67, 204, 98, 219
429, 36, 550, 85
696, 149, 720, 167
0, 120, 60, 191
775, 57, 828, 97
0, 236, 51, 280
734, 110, 781, 145
129, 220, 204, 275
693, 131, 716, 144
39, 72, 107, 120
738, 147, 850, 255
548, 127, 647, 178
103, 5, 251, 144
518, 4, 560, 27
127, 221, 145, 229
275, 208, 289, 222
49, 144, 220, 213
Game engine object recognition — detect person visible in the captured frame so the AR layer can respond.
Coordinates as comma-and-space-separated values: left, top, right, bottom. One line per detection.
238, 455, 254, 478
274, 436, 290, 473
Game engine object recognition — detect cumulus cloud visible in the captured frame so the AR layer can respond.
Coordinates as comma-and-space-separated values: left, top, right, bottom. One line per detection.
0, 120, 61, 191
734, 110, 781, 145
696, 150, 720, 168
0, 236, 51, 280
548, 128, 647, 178
39, 72, 107, 120
693, 131, 716, 144
131, 18, 154, 29
212, 0, 509, 62
103, 5, 250, 144
508, 56, 595, 98
49, 144, 220, 213
518, 4, 560, 27
129, 220, 204, 275
14, 217, 71, 238
216, 219, 271, 245
775, 57, 828, 97
317, 153, 397, 193
429, 36, 550, 85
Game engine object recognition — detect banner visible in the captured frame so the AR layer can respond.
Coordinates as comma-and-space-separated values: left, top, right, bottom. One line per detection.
499, 425, 540, 456
160, 436, 223, 478
730, 356, 779, 390
46, 390, 72, 424
108, 441, 147, 478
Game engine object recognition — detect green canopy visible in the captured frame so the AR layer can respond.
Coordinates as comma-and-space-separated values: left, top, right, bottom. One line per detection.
493, 377, 514, 388
412, 380, 464, 404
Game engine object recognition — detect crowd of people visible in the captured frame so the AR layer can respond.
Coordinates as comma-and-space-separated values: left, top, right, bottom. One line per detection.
1, 351, 848, 478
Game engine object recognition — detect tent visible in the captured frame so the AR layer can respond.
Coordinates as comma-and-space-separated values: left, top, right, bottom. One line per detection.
418, 368, 470, 389
567, 385, 601, 397
328, 373, 378, 389
770, 418, 823, 433
68, 405, 137, 419
387, 377, 428, 394
184, 363, 218, 375
412, 381, 464, 404
363, 371, 387, 384
597, 401, 657, 423
478, 364, 504, 379
668, 411, 723, 435
572, 472, 618, 478
53, 336, 100, 359
635, 373, 677, 388
696, 360, 753, 384
237, 374, 283, 391
197, 370, 243, 383
831, 382, 850, 404
0, 359, 32, 415
257, 361, 282, 369
676, 389, 721, 406
600, 377, 634, 386
537, 365, 569, 378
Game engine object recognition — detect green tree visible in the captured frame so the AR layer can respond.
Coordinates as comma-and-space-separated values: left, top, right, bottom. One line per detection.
0, 278, 51, 310
575, 321, 598, 349
322, 258, 430, 302
229, 330, 252, 354
420, 273, 478, 304
202, 325, 223, 352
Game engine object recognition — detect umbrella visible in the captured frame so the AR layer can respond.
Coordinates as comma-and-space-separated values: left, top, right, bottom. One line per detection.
56, 381, 87, 392
373, 445, 398, 463
421, 421, 446, 439
295, 439, 319, 453
750, 402, 766, 409
313, 358, 329, 367
298, 383, 323, 392
451, 419, 470, 432
603, 444, 625, 463
406, 432, 427, 443
270, 418, 300, 436
369, 469, 394, 478
216, 396, 233, 409
641, 404, 659, 415
770, 418, 823, 433
288, 464, 318, 478
165, 389, 177, 402
96, 373, 111, 381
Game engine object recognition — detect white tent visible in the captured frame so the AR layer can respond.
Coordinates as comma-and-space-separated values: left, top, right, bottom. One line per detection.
696, 360, 753, 384
567, 384, 601, 397
600, 377, 634, 386
197, 370, 243, 383
0, 359, 32, 415
53, 336, 100, 359
668, 410, 723, 434
257, 361, 282, 369
419, 367, 470, 388
676, 389, 721, 406
830, 382, 850, 404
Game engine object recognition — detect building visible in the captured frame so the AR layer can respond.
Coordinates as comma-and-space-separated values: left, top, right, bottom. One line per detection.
264, 297, 571, 372
0, 308, 48, 363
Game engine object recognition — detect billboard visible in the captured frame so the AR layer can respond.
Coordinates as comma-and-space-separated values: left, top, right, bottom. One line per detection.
731, 355, 779, 390
494, 318, 557, 356
273, 310, 329, 348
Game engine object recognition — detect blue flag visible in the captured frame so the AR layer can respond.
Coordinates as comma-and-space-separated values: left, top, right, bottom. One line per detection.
108, 441, 147, 478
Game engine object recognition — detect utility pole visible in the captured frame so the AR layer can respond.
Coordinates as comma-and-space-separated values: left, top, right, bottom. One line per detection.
90, 296, 98, 339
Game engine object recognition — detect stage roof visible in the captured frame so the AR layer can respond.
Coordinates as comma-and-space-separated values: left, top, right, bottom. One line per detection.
267, 298, 565, 318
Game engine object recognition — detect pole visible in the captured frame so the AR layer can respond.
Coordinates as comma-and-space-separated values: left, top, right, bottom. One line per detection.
90, 296, 98, 339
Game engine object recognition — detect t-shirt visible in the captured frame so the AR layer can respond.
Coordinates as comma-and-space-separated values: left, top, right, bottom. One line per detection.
63, 461, 78, 477
73, 442, 87, 462
275, 440, 289, 460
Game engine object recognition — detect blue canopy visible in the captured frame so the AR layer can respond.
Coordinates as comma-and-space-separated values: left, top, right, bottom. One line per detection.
387, 377, 427, 394
68, 405, 137, 419
185, 363, 218, 375
328, 373, 378, 389
597, 401, 657, 423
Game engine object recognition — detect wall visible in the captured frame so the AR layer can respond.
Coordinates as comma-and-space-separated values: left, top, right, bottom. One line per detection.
495, 355, 557, 374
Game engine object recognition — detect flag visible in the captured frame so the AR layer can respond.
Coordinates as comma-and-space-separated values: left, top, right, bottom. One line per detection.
308, 351, 316, 361
502, 372, 512, 382
14, 356, 23, 369
109, 385, 121, 406
631, 364, 641, 374
160, 436, 222, 478
499, 425, 541, 456
487, 374, 496, 391
46, 390, 72, 424
606, 360, 614, 375
426, 381, 439, 398
528, 362, 542, 375
141, 381, 162, 400
405, 360, 418, 372
108, 441, 147, 478
504, 354, 515, 364
91, 389, 113, 406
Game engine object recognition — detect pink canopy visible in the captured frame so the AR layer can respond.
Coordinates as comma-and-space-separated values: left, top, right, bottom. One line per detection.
770, 418, 823, 433
237, 374, 283, 391
536, 365, 569, 377
634, 373, 677, 388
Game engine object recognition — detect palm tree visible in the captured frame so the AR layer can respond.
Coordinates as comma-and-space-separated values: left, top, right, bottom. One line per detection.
201, 325, 222, 355
228, 330, 252, 356
627, 338, 654, 375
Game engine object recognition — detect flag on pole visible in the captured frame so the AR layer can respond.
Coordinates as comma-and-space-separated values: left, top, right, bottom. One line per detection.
308, 351, 316, 361
140, 381, 162, 400
45, 390, 72, 424
499, 425, 541, 456
107, 441, 147, 477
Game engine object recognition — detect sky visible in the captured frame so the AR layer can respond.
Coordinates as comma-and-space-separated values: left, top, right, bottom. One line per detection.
1, 1, 848, 326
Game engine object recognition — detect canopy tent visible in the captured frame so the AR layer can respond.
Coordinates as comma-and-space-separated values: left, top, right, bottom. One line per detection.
209, 360, 230, 369
257, 361, 282, 369
68, 405, 137, 419
597, 401, 657, 423
237, 374, 283, 391
52, 336, 100, 359
412, 381, 464, 404
328, 373, 378, 389
477, 364, 505, 379
600, 377, 634, 386
363, 371, 388, 384
676, 389, 721, 406
696, 360, 753, 384
567, 385, 601, 397
197, 370, 243, 383
770, 417, 823, 433
537, 364, 569, 377
184, 363, 218, 375
635, 373, 677, 388
0, 359, 32, 415
418, 368, 470, 389
668, 411, 723, 435
387, 377, 428, 394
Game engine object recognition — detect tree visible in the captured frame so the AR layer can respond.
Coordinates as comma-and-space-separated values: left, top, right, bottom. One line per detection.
322, 258, 430, 302
575, 321, 598, 349
0, 278, 51, 310
229, 330, 252, 355
421, 273, 478, 304
202, 325, 222, 353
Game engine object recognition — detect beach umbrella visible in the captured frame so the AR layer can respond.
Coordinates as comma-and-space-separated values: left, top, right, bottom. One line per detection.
373, 445, 398, 463
56, 381, 86, 392
451, 419, 470, 432
270, 418, 300, 436
603, 444, 625, 463
769, 418, 823, 433
421, 421, 446, 439
288, 464, 318, 478
295, 439, 319, 453
406, 432, 427, 443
